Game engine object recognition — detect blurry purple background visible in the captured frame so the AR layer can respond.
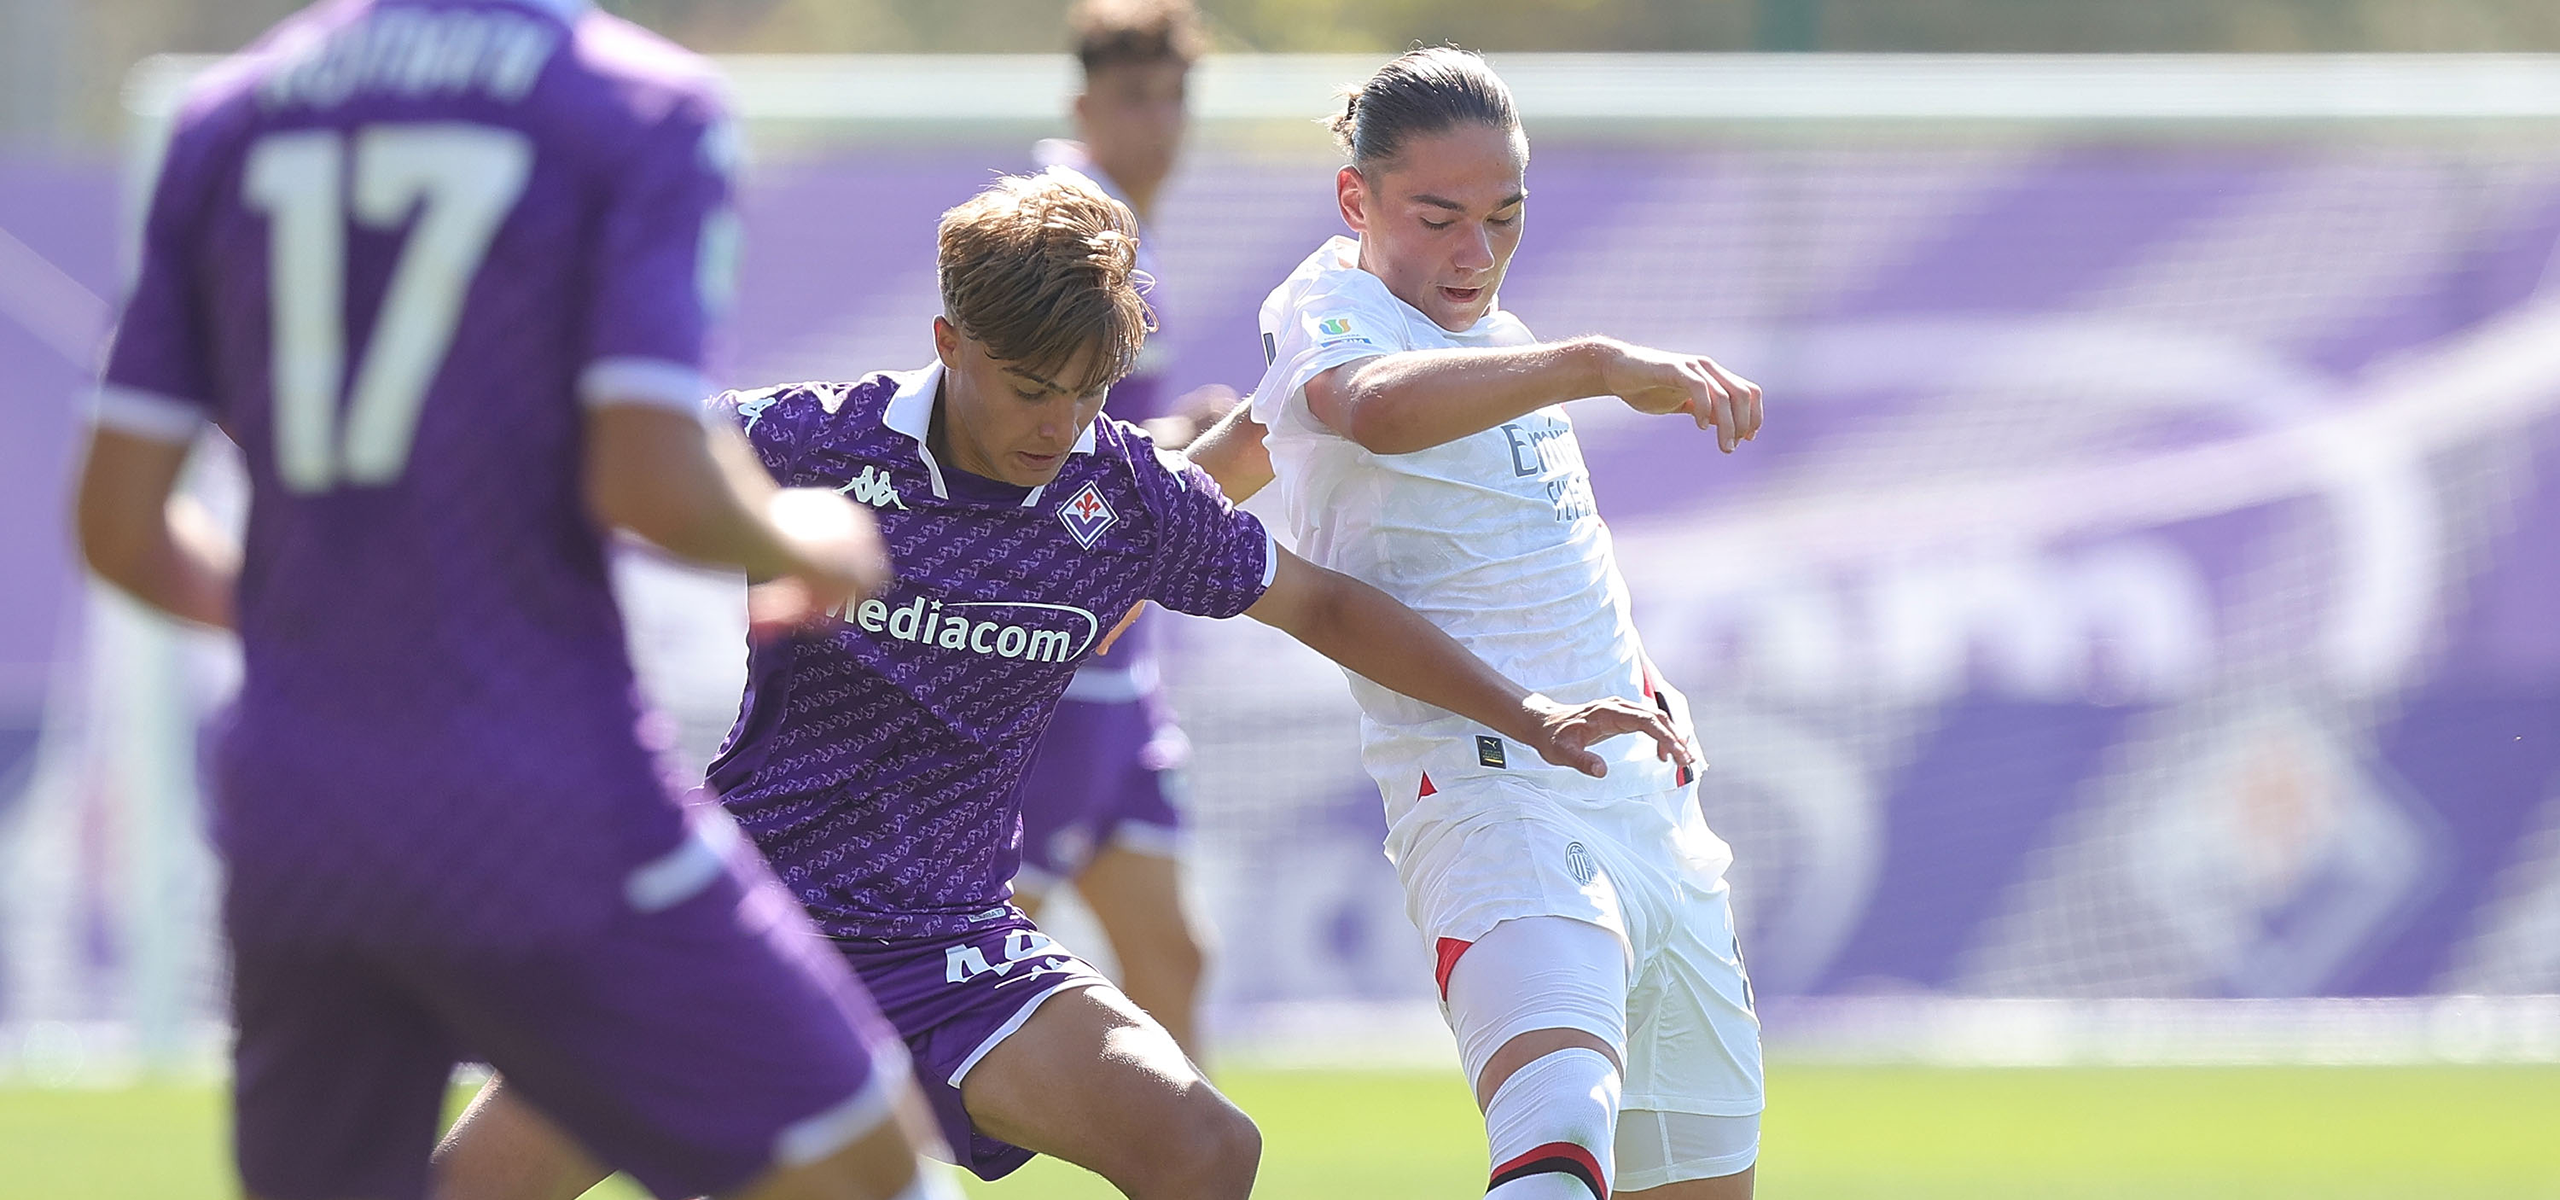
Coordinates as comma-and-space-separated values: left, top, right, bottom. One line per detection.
6, 129, 2557, 1020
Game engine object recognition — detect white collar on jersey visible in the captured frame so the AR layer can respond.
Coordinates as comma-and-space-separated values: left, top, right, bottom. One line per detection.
881, 360, 1097, 507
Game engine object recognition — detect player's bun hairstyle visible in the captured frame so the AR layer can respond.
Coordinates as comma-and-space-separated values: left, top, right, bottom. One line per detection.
1070, 0, 1206, 74
1330, 46, 1520, 170
937, 169, 1155, 395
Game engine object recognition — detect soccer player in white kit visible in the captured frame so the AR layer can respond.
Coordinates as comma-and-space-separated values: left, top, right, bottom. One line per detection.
1186, 47, 1769, 1198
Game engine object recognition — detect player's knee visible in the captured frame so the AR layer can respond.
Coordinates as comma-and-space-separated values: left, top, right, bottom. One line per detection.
1110, 925, 1208, 1030
1137, 1087, 1259, 1195
1181, 1089, 1260, 1180
1196, 1097, 1263, 1186
1143, 922, 1209, 989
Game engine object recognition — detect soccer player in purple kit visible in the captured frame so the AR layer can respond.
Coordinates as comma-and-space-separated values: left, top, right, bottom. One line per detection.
1015, 0, 1230, 1059
71, 1, 950, 1198
429, 169, 1694, 1200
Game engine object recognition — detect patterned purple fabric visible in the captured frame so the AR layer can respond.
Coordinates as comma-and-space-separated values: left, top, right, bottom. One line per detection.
96, 0, 734, 942
705, 366, 1273, 939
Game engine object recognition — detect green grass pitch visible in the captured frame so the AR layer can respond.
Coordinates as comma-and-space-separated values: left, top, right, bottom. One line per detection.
8, 1065, 2556, 1198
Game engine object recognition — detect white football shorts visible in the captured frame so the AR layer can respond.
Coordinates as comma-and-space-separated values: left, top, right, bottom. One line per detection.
1392, 773, 1764, 1120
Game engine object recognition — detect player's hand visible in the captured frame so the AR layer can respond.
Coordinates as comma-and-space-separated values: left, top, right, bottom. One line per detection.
753, 488, 891, 633
1591, 337, 1763, 454
1648, 672, 1706, 770
1520, 694, 1698, 779
1094, 601, 1148, 656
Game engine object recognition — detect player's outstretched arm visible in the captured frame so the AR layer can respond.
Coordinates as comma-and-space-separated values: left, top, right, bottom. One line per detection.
1306, 335, 1763, 455
1141, 382, 1244, 453
1244, 549, 1695, 778
1182, 402, 1274, 504
74, 428, 236, 631
584, 405, 891, 625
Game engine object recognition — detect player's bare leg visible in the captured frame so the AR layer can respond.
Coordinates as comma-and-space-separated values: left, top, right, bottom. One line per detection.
959, 984, 1257, 1200
730, 1100, 948, 1200
433, 1080, 607, 1200
1069, 843, 1209, 1058
431, 1075, 952, 1200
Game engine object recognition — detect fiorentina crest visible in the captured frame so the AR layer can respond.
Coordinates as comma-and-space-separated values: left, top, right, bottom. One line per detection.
1057, 479, 1118, 548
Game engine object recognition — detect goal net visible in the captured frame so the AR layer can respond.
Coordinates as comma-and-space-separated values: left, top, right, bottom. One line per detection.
11, 52, 2560, 1077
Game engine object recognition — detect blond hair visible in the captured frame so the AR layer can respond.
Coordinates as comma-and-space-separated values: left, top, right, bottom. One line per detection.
937, 170, 1153, 394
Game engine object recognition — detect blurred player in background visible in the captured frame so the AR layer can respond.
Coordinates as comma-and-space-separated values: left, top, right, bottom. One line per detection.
71, 1, 951, 1197
430, 169, 1693, 1200
1184, 46, 1769, 1200
1015, 0, 1234, 1058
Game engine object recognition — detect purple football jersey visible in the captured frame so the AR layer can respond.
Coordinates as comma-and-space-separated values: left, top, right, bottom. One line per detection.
705, 364, 1276, 939
96, 0, 738, 943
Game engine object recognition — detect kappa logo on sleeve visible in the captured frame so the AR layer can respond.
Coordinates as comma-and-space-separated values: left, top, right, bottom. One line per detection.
1058, 479, 1118, 549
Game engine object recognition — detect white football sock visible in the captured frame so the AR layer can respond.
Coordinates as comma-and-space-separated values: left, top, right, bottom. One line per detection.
1482, 1046, 1621, 1199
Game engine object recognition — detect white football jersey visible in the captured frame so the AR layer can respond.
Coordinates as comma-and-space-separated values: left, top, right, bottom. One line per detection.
1250, 236, 1680, 821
